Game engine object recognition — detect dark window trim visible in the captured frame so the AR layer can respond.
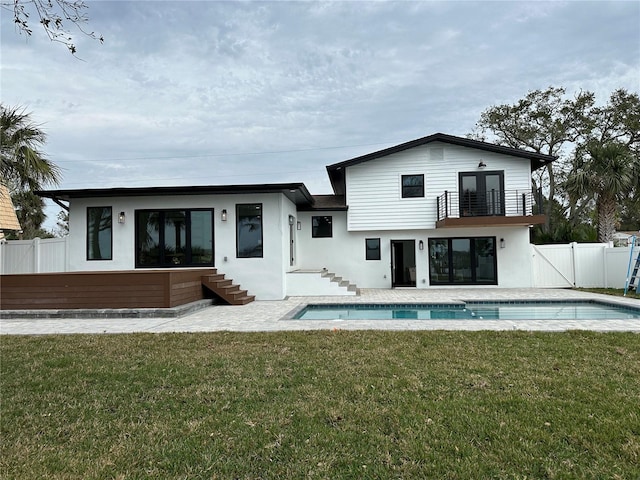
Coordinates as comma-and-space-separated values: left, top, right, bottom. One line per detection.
134, 208, 214, 268
401, 174, 425, 198
236, 203, 264, 258
458, 170, 505, 217
311, 215, 333, 238
365, 237, 381, 260
86, 206, 112, 261
428, 236, 497, 286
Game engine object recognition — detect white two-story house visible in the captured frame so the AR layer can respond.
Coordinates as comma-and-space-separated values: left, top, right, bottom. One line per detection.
36, 133, 554, 301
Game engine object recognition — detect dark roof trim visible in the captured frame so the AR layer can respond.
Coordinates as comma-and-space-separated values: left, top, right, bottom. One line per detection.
326, 133, 557, 195
297, 195, 348, 212
36, 183, 315, 207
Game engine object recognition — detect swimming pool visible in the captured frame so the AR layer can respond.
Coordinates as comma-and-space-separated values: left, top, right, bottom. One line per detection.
293, 301, 640, 321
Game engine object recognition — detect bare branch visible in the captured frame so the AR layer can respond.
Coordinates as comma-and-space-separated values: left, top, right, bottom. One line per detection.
4, 0, 102, 55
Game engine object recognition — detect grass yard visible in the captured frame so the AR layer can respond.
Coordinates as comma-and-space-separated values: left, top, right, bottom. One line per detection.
576, 287, 640, 299
2, 331, 639, 479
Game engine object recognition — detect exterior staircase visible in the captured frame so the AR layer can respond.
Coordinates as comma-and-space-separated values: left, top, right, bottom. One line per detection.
322, 269, 360, 295
286, 269, 359, 296
201, 271, 255, 305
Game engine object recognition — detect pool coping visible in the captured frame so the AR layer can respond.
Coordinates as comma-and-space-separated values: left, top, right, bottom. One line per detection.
284, 299, 640, 321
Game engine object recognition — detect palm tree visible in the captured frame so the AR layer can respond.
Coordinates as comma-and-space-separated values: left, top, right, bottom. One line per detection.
0, 104, 61, 190
565, 141, 638, 243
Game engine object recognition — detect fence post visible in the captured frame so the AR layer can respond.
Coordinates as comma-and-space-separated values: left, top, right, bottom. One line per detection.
571, 242, 578, 287
34, 237, 41, 273
64, 236, 70, 272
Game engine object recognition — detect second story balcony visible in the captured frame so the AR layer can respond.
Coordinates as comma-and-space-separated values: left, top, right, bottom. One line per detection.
436, 188, 546, 228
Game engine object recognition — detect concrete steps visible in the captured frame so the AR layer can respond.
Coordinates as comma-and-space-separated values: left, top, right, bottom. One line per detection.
286, 269, 359, 296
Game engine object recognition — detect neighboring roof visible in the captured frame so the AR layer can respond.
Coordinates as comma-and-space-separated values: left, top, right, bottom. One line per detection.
326, 133, 557, 195
298, 195, 347, 211
36, 183, 315, 207
0, 185, 21, 231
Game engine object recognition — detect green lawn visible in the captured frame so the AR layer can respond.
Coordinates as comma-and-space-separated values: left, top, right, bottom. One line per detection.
577, 287, 640, 299
2, 331, 639, 479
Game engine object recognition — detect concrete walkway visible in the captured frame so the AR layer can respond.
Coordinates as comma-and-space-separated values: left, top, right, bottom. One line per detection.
1, 289, 640, 335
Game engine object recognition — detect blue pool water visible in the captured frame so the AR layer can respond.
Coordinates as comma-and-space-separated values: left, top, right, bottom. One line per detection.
293, 301, 640, 321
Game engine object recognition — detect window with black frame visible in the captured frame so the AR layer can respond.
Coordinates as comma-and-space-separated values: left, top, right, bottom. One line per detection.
428, 237, 496, 285
87, 206, 112, 260
135, 209, 213, 267
401, 174, 424, 198
237, 204, 263, 258
312, 216, 332, 238
365, 238, 381, 260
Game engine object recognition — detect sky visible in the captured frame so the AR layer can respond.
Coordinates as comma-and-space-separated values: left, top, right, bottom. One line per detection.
1, 0, 639, 229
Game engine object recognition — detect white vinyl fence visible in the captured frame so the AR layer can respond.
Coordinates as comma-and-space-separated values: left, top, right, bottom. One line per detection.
531, 243, 637, 289
0, 237, 68, 274
1, 237, 638, 289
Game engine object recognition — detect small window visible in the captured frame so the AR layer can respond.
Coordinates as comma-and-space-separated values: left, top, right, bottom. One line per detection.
312, 216, 332, 238
402, 174, 424, 198
365, 238, 381, 260
237, 204, 263, 258
87, 206, 112, 260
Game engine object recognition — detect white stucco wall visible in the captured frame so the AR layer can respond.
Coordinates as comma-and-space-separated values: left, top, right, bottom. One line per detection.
67, 193, 297, 300
296, 210, 534, 289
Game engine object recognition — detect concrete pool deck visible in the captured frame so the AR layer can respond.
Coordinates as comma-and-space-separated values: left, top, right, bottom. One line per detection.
1, 288, 640, 335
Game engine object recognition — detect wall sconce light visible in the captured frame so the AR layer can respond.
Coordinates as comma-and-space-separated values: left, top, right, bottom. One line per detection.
118, 211, 126, 224
478, 161, 487, 168
297, 221, 302, 230
221, 209, 227, 222
418, 240, 424, 250
500, 238, 505, 249
288, 215, 295, 226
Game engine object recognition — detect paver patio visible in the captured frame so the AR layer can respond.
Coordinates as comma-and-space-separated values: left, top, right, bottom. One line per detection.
2, 288, 640, 335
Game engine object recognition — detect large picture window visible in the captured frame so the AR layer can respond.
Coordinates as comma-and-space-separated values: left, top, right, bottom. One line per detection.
312, 216, 332, 238
428, 237, 496, 285
401, 174, 424, 198
135, 209, 213, 267
87, 206, 112, 260
237, 204, 263, 258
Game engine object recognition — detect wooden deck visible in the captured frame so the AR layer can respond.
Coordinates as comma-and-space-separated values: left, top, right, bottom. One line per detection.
0, 269, 254, 310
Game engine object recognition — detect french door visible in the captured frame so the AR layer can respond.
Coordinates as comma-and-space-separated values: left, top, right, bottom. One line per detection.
459, 171, 504, 217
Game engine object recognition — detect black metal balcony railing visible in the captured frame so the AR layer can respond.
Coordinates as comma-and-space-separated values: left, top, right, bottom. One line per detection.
437, 188, 544, 221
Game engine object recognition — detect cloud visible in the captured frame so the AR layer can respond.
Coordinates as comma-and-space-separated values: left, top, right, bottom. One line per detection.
1, 0, 638, 228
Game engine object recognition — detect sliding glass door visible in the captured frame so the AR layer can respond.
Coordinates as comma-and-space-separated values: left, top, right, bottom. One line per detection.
135, 209, 213, 267
428, 237, 496, 285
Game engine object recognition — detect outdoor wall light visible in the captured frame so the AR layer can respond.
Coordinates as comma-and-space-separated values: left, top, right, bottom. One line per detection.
478, 161, 487, 168
500, 238, 505, 249
297, 221, 302, 230
419, 240, 424, 250
221, 209, 227, 222
118, 211, 126, 224
289, 215, 295, 226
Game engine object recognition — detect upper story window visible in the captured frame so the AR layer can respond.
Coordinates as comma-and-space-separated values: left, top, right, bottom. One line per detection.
237, 204, 263, 258
312, 216, 332, 238
401, 174, 424, 198
87, 206, 112, 260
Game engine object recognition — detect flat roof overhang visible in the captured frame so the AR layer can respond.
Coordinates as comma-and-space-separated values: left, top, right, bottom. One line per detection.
36, 183, 316, 208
